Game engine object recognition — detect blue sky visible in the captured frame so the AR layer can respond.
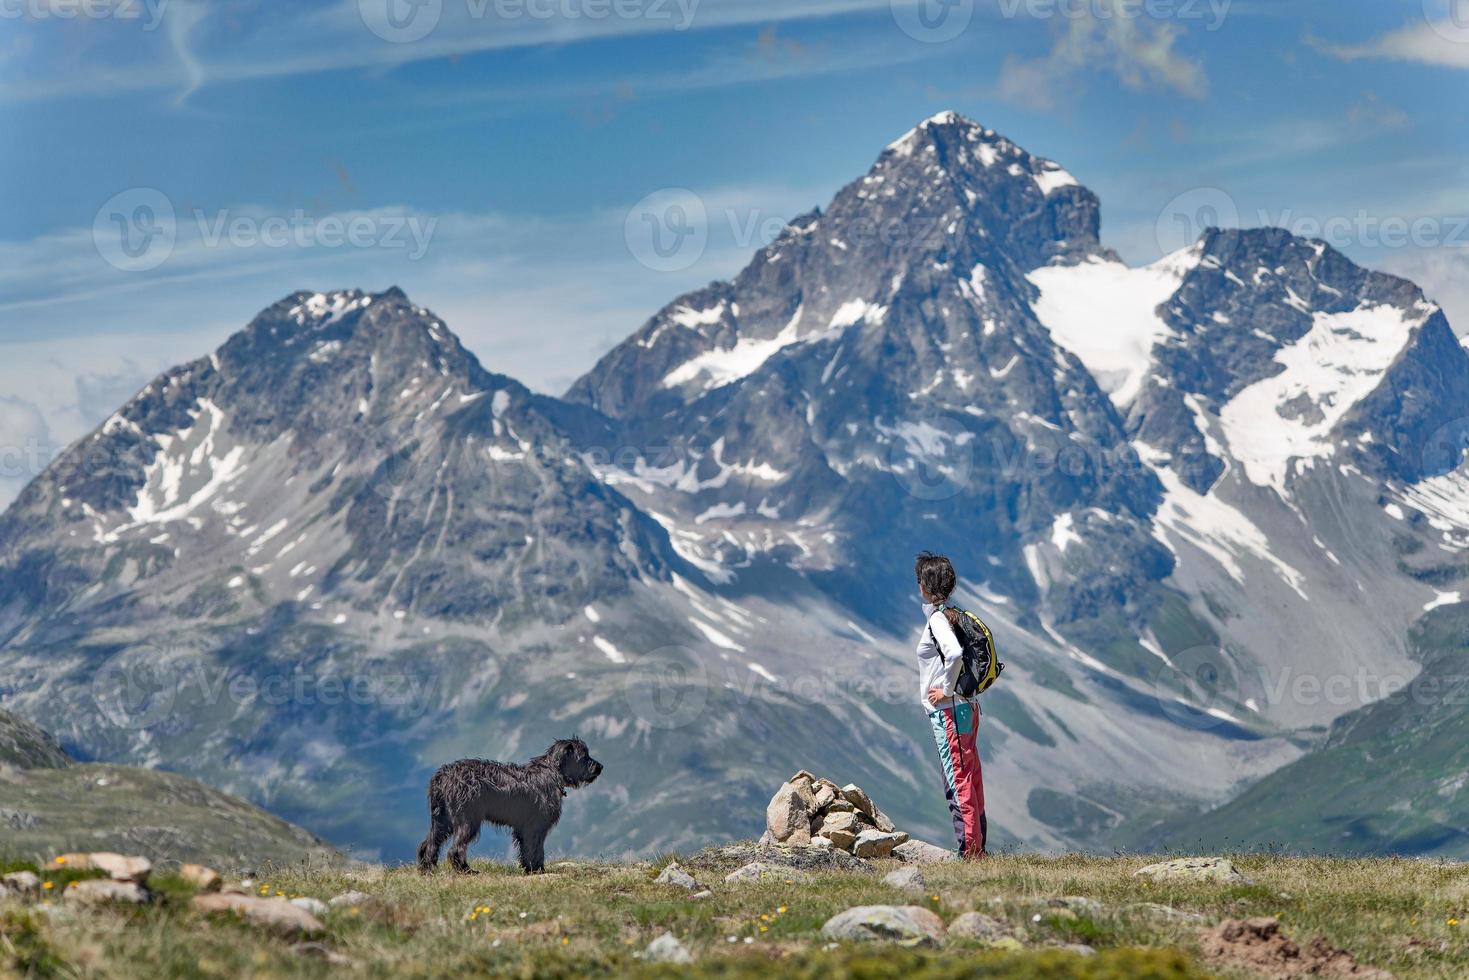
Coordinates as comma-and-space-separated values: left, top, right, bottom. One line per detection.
1, 0, 1466, 501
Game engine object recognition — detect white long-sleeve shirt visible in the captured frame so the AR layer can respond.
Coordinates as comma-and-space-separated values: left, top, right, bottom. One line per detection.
916, 603, 967, 711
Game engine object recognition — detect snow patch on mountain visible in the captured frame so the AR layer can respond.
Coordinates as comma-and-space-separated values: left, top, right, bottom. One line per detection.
661, 300, 880, 394
125, 399, 247, 530
1027, 247, 1199, 408
1140, 443, 1308, 599
1220, 302, 1428, 495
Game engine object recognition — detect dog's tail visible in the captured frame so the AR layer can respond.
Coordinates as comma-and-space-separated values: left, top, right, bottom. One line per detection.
417, 778, 453, 873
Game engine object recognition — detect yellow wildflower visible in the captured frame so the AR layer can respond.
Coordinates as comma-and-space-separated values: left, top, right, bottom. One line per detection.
1450, 918, 1461, 927
42, 881, 54, 891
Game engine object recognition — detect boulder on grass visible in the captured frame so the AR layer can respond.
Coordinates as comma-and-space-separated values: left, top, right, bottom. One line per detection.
64, 880, 148, 905
821, 905, 946, 946
86, 853, 152, 884
883, 866, 925, 892
1133, 857, 1250, 885
725, 862, 811, 884
1, 871, 41, 898
192, 893, 324, 937
654, 862, 701, 891
947, 911, 1013, 943
892, 840, 956, 864
179, 864, 222, 892
644, 932, 693, 964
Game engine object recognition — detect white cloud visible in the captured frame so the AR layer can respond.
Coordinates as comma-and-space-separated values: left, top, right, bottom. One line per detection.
997, 0, 1208, 110
1318, 18, 1469, 70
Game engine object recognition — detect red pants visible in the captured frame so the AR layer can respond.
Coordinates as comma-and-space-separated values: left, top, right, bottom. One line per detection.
928, 701, 986, 856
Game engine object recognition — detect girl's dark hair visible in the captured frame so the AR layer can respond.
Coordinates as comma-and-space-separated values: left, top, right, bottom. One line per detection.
915, 551, 957, 605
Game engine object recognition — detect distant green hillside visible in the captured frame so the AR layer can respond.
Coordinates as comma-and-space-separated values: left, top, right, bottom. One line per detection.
1140, 604, 1469, 856
0, 709, 335, 870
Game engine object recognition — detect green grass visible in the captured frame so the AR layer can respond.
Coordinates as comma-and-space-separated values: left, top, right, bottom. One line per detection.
3, 850, 1467, 978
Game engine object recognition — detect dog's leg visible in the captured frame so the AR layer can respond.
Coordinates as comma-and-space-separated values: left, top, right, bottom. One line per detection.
511, 827, 533, 874
417, 801, 453, 873
524, 825, 548, 874
447, 823, 481, 875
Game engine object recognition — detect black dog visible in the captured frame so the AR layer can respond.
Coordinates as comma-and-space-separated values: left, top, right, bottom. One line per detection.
416, 737, 603, 875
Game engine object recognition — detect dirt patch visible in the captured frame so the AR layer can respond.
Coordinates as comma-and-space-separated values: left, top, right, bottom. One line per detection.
1199, 917, 1392, 979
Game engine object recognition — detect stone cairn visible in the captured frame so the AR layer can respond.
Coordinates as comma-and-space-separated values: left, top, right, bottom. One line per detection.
763, 770, 910, 859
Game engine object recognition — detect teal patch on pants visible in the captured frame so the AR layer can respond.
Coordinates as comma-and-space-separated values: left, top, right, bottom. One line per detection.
952, 702, 975, 735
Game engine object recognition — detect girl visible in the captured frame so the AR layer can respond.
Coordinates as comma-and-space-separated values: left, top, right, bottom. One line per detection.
914, 551, 987, 858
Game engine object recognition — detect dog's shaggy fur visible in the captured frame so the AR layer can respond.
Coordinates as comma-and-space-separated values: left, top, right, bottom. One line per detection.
416, 737, 603, 874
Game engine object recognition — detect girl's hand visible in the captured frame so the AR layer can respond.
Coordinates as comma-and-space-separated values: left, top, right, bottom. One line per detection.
926, 687, 946, 706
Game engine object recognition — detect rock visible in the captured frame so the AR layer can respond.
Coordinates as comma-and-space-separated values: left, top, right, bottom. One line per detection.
987, 936, 1025, 952
64, 880, 148, 905
818, 810, 860, 836
1057, 943, 1097, 956
655, 862, 701, 891
86, 853, 152, 883
758, 829, 777, 846
812, 784, 837, 809
766, 780, 816, 843
290, 897, 330, 917
790, 769, 817, 786
947, 911, 1013, 942
179, 864, 222, 892
893, 840, 957, 864
643, 932, 693, 964
871, 806, 897, 833
840, 784, 877, 820
809, 836, 834, 851
50, 853, 92, 871
192, 893, 325, 937
328, 890, 372, 909
825, 798, 856, 813
1048, 896, 1103, 916
883, 866, 925, 892
853, 830, 904, 859
825, 828, 858, 851
2, 871, 41, 898
690, 890, 713, 901
1127, 902, 1206, 922
725, 862, 811, 884
1134, 857, 1250, 885
821, 905, 946, 946
707, 842, 872, 874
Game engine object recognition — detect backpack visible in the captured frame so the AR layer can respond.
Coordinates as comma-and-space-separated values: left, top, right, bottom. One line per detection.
929, 605, 1004, 698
